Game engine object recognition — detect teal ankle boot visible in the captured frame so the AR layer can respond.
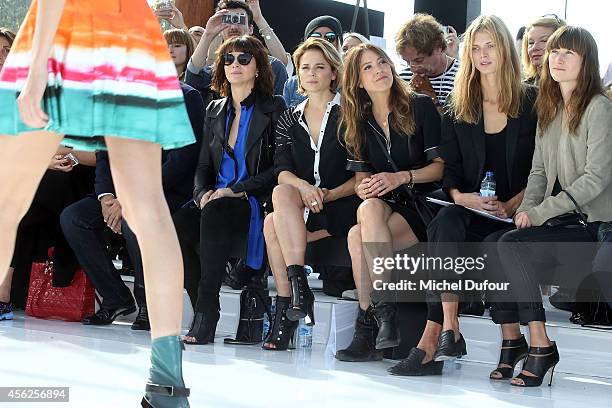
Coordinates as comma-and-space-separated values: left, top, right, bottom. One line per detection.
141, 336, 190, 408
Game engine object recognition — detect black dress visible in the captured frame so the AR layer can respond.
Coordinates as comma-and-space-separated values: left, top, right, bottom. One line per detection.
484, 127, 512, 202
274, 95, 360, 236
347, 94, 442, 241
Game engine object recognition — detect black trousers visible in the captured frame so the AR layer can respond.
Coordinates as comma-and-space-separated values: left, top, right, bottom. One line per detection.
593, 227, 612, 308
173, 197, 254, 313
425, 205, 511, 324
61, 196, 145, 308
491, 222, 600, 325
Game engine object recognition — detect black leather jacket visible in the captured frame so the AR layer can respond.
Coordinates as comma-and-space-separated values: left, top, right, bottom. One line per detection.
194, 93, 286, 208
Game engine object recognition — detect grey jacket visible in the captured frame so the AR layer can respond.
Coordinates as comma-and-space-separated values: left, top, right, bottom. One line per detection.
518, 94, 612, 225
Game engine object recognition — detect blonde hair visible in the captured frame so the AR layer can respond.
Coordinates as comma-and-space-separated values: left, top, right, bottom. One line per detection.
522, 16, 566, 83
449, 15, 524, 124
536, 26, 605, 135
339, 44, 416, 160
293, 38, 343, 94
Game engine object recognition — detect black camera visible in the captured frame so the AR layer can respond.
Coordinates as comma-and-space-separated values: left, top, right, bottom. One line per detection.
222, 12, 247, 26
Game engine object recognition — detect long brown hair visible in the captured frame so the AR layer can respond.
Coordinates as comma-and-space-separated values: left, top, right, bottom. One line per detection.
449, 15, 524, 124
522, 16, 566, 83
339, 43, 415, 160
536, 26, 605, 135
211, 35, 274, 98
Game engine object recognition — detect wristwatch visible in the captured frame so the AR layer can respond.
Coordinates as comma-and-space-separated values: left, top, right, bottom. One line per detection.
259, 25, 273, 41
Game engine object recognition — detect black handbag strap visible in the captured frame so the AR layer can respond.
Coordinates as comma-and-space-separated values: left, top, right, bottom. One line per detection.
562, 189, 588, 225
367, 121, 417, 200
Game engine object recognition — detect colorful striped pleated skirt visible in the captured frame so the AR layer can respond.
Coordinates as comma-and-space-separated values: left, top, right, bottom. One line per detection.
0, 0, 195, 151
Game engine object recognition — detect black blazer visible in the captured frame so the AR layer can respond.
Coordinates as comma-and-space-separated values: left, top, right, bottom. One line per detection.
440, 85, 538, 198
193, 93, 286, 206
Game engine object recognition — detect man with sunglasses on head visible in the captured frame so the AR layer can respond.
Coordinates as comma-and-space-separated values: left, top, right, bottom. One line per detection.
283, 15, 343, 107
185, 0, 288, 96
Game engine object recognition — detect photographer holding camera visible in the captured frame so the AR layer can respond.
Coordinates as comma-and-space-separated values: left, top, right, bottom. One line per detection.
185, 0, 288, 96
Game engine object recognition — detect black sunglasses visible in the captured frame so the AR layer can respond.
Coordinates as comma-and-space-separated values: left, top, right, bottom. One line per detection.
223, 53, 254, 66
309, 32, 338, 44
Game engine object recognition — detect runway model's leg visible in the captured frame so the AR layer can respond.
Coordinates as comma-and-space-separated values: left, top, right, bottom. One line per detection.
105, 136, 189, 408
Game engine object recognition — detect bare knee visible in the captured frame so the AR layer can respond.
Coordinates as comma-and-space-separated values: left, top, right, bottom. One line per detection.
271, 184, 300, 208
347, 225, 362, 256
122, 198, 169, 233
357, 198, 387, 225
263, 213, 278, 243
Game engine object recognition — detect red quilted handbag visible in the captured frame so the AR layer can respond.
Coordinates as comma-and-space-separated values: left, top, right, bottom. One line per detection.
25, 248, 96, 321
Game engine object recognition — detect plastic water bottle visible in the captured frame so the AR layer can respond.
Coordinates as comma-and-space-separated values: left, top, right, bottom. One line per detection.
480, 171, 496, 197
262, 299, 275, 339
304, 265, 313, 276
297, 318, 313, 348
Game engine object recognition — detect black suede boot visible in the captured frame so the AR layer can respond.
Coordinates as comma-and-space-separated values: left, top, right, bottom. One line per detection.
184, 296, 220, 345
371, 300, 400, 350
335, 306, 383, 362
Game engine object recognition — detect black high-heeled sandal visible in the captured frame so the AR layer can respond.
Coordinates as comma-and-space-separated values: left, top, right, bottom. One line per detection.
183, 308, 219, 345
285, 265, 315, 325
490, 335, 528, 380
262, 296, 298, 351
512, 341, 560, 387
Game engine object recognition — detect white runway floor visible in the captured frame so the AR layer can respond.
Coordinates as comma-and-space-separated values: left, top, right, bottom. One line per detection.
2, 311, 612, 408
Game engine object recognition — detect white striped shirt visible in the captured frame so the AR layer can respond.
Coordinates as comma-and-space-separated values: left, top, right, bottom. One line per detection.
398, 58, 459, 107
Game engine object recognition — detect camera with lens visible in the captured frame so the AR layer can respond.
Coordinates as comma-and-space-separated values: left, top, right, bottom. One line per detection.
222, 12, 247, 26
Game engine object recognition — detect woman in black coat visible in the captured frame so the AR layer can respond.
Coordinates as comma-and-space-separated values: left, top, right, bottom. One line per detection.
173, 35, 286, 344
389, 15, 538, 376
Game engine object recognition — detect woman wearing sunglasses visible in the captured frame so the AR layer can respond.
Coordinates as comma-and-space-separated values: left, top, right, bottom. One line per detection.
262, 38, 360, 350
172, 35, 286, 345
